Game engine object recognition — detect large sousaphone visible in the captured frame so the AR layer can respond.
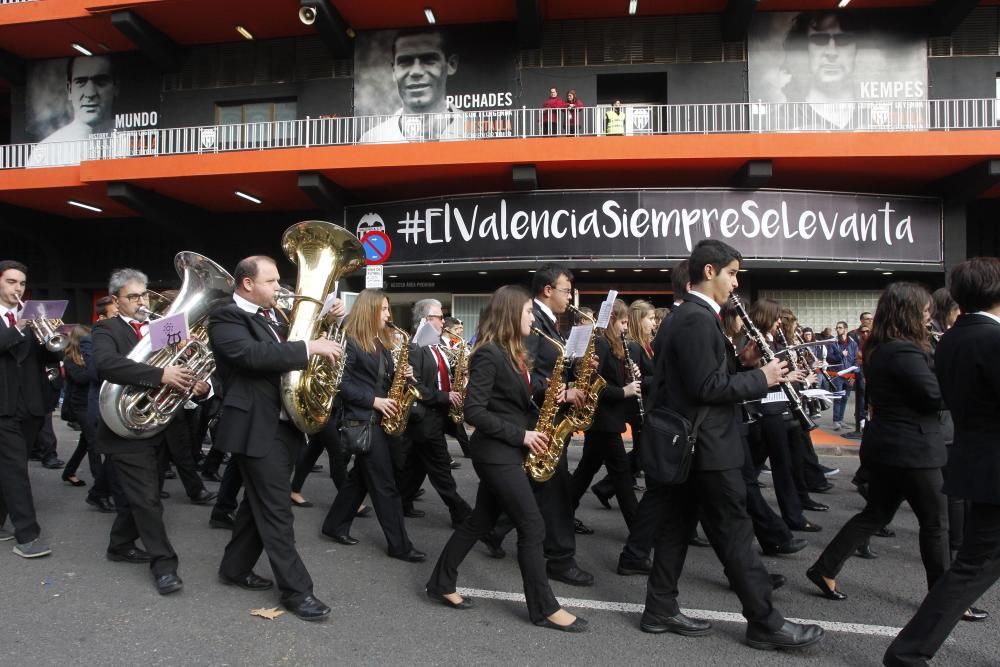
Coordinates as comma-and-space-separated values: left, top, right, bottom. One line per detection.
280, 220, 366, 434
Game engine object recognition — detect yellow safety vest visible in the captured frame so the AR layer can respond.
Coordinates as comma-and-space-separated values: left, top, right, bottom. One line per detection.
606, 109, 625, 135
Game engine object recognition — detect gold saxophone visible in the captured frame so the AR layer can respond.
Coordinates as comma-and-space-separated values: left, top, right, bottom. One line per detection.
524, 327, 577, 482
381, 322, 423, 436
564, 304, 607, 432
443, 327, 469, 424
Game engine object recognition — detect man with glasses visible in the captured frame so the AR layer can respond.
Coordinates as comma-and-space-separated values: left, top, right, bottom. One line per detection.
92, 268, 200, 595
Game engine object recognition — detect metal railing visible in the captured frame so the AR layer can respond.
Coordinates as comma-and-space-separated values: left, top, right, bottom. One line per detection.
4, 98, 1000, 170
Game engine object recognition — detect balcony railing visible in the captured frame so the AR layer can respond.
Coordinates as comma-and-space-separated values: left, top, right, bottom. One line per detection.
4, 98, 1000, 170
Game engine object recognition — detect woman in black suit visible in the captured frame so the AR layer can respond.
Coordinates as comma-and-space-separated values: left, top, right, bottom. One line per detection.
570, 299, 640, 528
61, 325, 94, 487
426, 285, 587, 633
807, 283, 948, 601
320, 289, 423, 562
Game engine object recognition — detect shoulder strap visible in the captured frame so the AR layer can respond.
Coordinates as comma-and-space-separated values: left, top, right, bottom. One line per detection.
688, 342, 729, 442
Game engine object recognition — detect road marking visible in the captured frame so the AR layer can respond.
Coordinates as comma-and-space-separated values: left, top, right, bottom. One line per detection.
456, 587, 903, 637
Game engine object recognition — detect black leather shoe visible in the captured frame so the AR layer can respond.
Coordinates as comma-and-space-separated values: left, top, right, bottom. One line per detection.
617, 556, 652, 576
746, 620, 824, 650
210, 513, 235, 529
842, 431, 863, 440
806, 566, 847, 600
200, 471, 223, 483
404, 507, 426, 518
355, 506, 372, 518
292, 498, 314, 508
154, 573, 183, 595
801, 500, 830, 512
770, 574, 786, 590
792, 521, 822, 533
547, 566, 594, 587
426, 590, 474, 610
311, 464, 324, 473
163, 468, 177, 479
449, 459, 461, 469
761, 538, 808, 556
107, 546, 153, 563
62, 473, 86, 487
414, 488, 426, 499
87, 496, 116, 514
574, 518, 594, 535
688, 535, 711, 548
962, 607, 989, 622
324, 533, 359, 546
283, 595, 331, 622
190, 489, 217, 505
875, 527, 896, 538
392, 548, 426, 563
591, 484, 613, 509
41, 457, 65, 470
159, 490, 170, 499
480, 535, 506, 559
220, 571, 274, 591
534, 616, 589, 633
809, 482, 834, 493
855, 544, 878, 559
640, 611, 712, 636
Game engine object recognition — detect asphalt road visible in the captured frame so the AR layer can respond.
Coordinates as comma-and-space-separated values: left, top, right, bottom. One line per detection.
2, 418, 999, 667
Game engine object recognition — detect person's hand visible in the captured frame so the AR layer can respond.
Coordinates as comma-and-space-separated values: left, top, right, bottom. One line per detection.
448, 391, 462, 407
523, 430, 550, 455
739, 340, 762, 367
847, 377, 856, 387
761, 358, 790, 388
192, 380, 210, 397
14, 319, 28, 332
327, 298, 346, 320
373, 397, 398, 418
804, 372, 818, 387
785, 369, 808, 385
588, 354, 599, 371
308, 338, 343, 363
564, 387, 585, 408
404, 364, 414, 381
623, 380, 641, 398
162, 365, 196, 391
629, 361, 641, 380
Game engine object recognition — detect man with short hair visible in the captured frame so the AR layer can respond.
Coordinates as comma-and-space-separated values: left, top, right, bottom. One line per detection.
843, 311, 872, 439
0, 260, 60, 558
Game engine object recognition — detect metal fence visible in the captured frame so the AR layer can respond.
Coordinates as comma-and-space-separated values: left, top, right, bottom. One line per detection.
4, 98, 1000, 170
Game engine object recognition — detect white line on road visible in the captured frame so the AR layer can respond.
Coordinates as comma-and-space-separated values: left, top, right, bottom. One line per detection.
456, 587, 903, 638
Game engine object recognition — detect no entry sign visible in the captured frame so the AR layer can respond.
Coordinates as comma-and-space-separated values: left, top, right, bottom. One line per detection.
361, 230, 392, 265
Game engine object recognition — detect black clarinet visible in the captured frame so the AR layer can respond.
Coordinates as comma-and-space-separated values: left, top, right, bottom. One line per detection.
729, 295, 816, 432
621, 332, 645, 423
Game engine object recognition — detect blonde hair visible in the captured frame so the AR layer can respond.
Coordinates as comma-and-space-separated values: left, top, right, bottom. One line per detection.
627, 299, 655, 346
64, 324, 91, 367
473, 285, 531, 370
343, 289, 393, 352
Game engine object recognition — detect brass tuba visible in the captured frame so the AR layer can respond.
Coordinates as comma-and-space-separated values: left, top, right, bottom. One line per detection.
279, 220, 366, 434
99, 252, 234, 439
381, 322, 423, 436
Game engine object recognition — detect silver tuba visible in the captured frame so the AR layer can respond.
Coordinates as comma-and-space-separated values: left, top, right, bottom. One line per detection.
98, 252, 235, 439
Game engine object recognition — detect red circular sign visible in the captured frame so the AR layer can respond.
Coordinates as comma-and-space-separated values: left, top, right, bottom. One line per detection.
361, 230, 392, 265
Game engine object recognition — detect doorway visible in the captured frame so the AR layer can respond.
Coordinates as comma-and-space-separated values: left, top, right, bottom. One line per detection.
596, 72, 668, 105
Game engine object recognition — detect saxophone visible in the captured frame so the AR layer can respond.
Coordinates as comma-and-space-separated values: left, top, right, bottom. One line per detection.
564, 304, 607, 432
524, 327, 576, 482
443, 328, 469, 424
381, 322, 423, 436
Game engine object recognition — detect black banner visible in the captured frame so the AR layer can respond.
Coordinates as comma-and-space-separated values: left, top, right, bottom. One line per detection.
345, 190, 943, 266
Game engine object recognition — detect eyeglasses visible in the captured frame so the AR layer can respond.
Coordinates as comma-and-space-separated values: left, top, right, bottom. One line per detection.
118, 291, 149, 303
426, 315, 443, 320
549, 286, 573, 296
807, 32, 856, 48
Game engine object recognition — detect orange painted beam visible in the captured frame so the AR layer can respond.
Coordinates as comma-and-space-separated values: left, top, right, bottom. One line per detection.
0, 166, 83, 191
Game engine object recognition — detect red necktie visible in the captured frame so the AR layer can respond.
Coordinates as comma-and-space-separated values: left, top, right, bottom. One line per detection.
433, 347, 451, 392
5, 312, 15, 328
130, 321, 144, 340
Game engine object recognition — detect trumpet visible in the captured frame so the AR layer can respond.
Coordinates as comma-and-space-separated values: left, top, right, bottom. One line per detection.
15, 295, 67, 352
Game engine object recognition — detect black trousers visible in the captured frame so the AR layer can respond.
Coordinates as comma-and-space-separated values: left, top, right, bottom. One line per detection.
322, 428, 413, 557
793, 426, 829, 491
570, 430, 637, 529
30, 412, 57, 462
740, 437, 793, 551
621, 481, 670, 563
760, 412, 807, 530
592, 419, 643, 497
106, 444, 178, 576
0, 412, 42, 543
884, 502, 1000, 666
291, 417, 347, 494
214, 457, 243, 517
220, 422, 313, 603
427, 460, 560, 623
160, 413, 208, 500
400, 413, 471, 524
814, 465, 948, 589
644, 468, 784, 631
445, 419, 471, 458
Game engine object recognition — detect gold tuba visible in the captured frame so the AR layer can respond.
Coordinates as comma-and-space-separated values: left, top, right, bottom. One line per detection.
381, 322, 423, 436
524, 327, 576, 482
279, 220, 366, 434
98, 252, 234, 439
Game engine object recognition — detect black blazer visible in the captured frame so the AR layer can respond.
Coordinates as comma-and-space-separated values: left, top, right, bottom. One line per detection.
937, 314, 1000, 504
62, 355, 91, 422
860, 340, 944, 469
591, 335, 629, 433
339, 336, 394, 424
653, 295, 768, 471
409, 344, 451, 440
526, 301, 563, 406
92, 317, 165, 452
0, 321, 61, 418
208, 303, 309, 458
464, 343, 533, 466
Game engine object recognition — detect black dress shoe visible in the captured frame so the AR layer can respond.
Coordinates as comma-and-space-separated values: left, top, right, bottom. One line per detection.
324, 533, 359, 546
746, 620, 824, 650
809, 482, 834, 493
292, 498, 314, 508
163, 468, 177, 479
404, 507, 426, 518
761, 538, 808, 556
875, 527, 896, 538
534, 616, 589, 633
107, 546, 153, 563
210, 513, 235, 529
962, 607, 989, 622
62, 473, 86, 487
392, 548, 426, 563
547, 566, 594, 587
311, 464, 324, 473
640, 611, 712, 636
842, 431, 864, 440
154, 573, 183, 595
574, 518, 594, 535
480, 535, 506, 559
617, 556, 652, 576
220, 571, 274, 591
791, 521, 822, 532
591, 484, 613, 509
41, 458, 65, 470
806, 566, 847, 600
414, 488, 426, 499
283, 595, 331, 622
426, 590, 474, 610
801, 500, 830, 512
855, 544, 878, 559
159, 490, 170, 499
449, 459, 461, 469
355, 506, 372, 518
189, 489, 217, 505
688, 535, 711, 548
770, 574, 786, 590
200, 471, 223, 483
86, 496, 116, 514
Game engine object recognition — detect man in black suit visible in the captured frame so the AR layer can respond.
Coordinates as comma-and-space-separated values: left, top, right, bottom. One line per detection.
93, 267, 201, 594
0, 260, 59, 558
885, 257, 1000, 666
209, 255, 343, 622
639, 240, 824, 651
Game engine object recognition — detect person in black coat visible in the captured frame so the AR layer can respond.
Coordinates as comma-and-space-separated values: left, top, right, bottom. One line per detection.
61, 325, 96, 487
426, 284, 587, 632
807, 283, 948, 603
640, 240, 823, 651
0, 260, 61, 558
570, 299, 640, 528
885, 258, 1000, 665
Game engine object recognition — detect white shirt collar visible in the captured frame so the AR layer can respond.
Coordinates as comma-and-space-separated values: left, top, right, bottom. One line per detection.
119, 313, 146, 327
688, 289, 721, 315
0, 302, 18, 318
233, 292, 265, 315
975, 311, 1000, 327
533, 298, 557, 325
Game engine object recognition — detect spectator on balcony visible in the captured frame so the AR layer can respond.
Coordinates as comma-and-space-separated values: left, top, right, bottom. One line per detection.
565, 90, 584, 134
606, 100, 625, 135
542, 87, 567, 136
360, 28, 465, 143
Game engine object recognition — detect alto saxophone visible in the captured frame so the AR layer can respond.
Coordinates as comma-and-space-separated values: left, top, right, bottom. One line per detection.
443, 327, 469, 424
564, 304, 607, 432
381, 322, 423, 436
524, 327, 577, 482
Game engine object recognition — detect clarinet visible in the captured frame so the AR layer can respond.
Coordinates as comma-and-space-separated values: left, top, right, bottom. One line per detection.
621, 333, 645, 423
729, 295, 816, 432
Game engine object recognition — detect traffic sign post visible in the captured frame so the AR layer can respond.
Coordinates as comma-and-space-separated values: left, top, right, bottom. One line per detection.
361, 230, 392, 265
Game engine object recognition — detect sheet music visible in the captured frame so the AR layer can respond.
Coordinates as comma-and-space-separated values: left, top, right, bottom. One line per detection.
595, 290, 618, 328
19, 300, 68, 321
565, 324, 593, 359
318, 281, 340, 318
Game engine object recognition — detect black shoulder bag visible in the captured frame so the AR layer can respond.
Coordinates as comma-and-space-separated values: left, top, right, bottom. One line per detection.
641, 404, 708, 486
340, 346, 386, 455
